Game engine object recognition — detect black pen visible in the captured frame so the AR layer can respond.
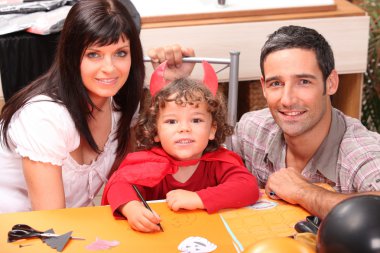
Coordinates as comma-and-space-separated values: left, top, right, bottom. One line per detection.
132, 185, 164, 232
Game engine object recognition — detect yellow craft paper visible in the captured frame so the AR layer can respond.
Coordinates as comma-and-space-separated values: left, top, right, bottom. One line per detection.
220, 191, 310, 249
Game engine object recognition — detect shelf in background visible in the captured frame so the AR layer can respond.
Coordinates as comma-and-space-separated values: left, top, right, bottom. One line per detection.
131, 0, 336, 25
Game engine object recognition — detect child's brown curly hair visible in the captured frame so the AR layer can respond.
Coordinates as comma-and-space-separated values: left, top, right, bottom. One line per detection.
136, 78, 233, 153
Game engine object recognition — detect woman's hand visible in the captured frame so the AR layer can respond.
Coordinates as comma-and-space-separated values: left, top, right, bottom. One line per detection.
166, 189, 204, 211
119, 200, 162, 233
147, 44, 195, 80
22, 157, 65, 210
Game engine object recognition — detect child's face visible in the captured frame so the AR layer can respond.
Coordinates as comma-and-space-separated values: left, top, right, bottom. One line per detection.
154, 97, 217, 161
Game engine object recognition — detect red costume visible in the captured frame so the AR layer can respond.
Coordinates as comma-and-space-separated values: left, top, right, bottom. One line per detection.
102, 147, 259, 216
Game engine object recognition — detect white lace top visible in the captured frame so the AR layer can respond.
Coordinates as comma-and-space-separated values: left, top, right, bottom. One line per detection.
0, 95, 132, 213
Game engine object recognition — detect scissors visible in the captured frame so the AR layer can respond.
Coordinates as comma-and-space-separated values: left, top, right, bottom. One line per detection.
8, 224, 84, 242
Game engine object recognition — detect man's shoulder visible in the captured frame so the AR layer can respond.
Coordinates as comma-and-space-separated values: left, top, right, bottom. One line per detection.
235, 108, 280, 147
238, 108, 277, 128
338, 110, 380, 159
341, 112, 380, 142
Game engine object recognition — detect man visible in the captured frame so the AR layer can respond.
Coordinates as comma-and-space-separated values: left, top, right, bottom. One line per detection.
232, 25, 380, 218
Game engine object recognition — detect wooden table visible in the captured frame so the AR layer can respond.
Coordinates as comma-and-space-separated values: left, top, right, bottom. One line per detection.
138, 0, 369, 119
0, 193, 311, 253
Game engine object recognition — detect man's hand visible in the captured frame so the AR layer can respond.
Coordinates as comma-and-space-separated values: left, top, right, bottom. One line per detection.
147, 44, 195, 80
119, 200, 162, 233
265, 167, 352, 218
265, 167, 311, 204
166, 189, 204, 211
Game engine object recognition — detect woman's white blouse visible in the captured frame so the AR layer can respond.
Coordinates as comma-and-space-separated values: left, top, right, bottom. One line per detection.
0, 95, 122, 213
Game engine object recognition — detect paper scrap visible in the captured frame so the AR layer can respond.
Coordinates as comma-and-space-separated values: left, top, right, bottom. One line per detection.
85, 238, 120, 251
248, 200, 278, 210
178, 236, 217, 253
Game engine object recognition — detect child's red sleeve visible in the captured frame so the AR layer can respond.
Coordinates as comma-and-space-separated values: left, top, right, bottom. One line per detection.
101, 170, 140, 219
197, 161, 260, 213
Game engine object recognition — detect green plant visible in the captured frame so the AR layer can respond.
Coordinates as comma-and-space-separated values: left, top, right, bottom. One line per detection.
356, 0, 380, 132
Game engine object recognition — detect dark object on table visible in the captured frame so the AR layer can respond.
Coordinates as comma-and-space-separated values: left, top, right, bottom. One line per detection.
132, 185, 164, 232
294, 215, 321, 234
317, 195, 380, 253
306, 215, 321, 229
42, 229, 73, 252
295, 220, 318, 234
8, 224, 84, 252
8, 224, 83, 242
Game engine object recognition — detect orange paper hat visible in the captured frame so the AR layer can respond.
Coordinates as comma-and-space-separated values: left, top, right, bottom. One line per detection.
149, 60, 218, 96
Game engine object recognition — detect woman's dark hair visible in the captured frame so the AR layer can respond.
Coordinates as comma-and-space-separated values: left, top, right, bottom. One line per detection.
0, 0, 145, 165
136, 78, 233, 153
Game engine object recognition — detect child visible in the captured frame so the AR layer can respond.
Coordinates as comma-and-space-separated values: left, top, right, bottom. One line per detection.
102, 61, 259, 232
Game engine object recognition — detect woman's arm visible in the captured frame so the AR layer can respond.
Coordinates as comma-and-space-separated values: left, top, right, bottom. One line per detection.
22, 157, 65, 210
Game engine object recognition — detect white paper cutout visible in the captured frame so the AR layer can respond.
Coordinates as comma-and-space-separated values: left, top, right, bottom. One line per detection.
178, 236, 217, 253
248, 200, 278, 210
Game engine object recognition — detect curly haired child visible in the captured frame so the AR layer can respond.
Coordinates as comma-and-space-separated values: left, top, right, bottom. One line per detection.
102, 61, 259, 232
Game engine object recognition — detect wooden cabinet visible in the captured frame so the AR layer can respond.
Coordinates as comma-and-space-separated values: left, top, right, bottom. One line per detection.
138, 0, 369, 118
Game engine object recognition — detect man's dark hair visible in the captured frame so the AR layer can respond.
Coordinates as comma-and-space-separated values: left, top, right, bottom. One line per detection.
260, 25, 335, 93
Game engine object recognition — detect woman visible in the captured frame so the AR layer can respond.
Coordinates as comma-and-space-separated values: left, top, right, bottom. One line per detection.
0, 0, 193, 213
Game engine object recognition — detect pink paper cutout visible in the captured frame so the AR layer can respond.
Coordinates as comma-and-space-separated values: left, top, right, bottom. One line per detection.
85, 237, 120, 251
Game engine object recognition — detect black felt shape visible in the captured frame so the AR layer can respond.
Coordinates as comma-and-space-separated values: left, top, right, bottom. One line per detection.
42, 229, 73, 252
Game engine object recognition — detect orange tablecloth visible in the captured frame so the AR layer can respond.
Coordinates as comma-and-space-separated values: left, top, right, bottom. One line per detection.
0, 190, 312, 253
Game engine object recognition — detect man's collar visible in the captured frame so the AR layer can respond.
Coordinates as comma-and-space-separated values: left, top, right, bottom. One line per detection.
310, 108, 346, 181
264, 109, 346, 181
266, 127, 286, 168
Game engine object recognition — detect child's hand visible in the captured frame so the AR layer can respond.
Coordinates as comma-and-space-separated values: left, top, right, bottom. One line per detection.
166, 189, 204, 211
119, 200, 162, 233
